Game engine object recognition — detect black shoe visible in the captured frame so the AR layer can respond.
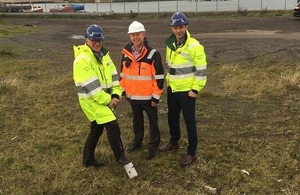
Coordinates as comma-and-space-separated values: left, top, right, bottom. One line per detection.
146, 149, 157, 160
126, 142, 142, 152
83, 160, 105, 168
117, 155, 130, 165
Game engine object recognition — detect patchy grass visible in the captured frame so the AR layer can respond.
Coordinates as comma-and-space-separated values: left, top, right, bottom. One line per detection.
0, 22, 35, 38
211, 63, 300, 99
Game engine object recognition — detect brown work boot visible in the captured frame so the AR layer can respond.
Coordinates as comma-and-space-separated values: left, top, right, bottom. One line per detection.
159, 141, 179, 152
180, 155, 196, 167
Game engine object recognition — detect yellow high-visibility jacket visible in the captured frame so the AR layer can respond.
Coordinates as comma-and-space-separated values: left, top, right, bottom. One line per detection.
73, 44, 122, 124
165, 30, 207, 93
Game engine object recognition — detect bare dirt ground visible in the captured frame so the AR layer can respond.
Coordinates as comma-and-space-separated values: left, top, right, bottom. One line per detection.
3, 15, 300, 67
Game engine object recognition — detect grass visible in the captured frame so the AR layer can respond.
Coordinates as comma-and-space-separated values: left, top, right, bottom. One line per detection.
0, 15, 299, 195
212, 64, 300, 99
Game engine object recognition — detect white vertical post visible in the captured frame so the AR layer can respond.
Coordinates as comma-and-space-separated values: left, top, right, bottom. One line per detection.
123, 1, 125, 13
284, 0, 286, 10
138, 0, 140, 14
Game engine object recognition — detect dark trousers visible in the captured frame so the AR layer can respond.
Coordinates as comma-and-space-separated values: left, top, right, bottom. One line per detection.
130, 103, 160, 149
83, 120, 124, 164
167, 87, 198, 156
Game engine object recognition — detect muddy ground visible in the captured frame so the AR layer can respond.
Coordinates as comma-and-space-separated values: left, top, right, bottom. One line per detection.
3, 15, 300, 68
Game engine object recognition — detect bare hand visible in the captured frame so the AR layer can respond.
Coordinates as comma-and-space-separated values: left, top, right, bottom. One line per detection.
109, 98, 119, 109
188, 90, 197, 98
151, 101, 158, 107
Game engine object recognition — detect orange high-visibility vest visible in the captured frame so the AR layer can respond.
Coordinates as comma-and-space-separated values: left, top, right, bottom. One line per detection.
120, 41, 164, 104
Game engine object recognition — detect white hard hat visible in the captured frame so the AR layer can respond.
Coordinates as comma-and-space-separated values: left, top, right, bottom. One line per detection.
128, 21, 146, 34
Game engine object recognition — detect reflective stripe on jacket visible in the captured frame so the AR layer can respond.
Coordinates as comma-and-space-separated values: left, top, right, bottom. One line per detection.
73, 44, 122, 124
165, 30, 207, 93
120, 41, 164, 104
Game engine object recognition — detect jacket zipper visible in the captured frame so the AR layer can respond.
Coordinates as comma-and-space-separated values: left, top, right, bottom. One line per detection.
138, 62, 141, 75
99, 67, 107, 90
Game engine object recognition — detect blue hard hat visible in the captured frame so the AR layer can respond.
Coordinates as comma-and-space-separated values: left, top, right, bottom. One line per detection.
85, 24, 104, 40
169, 12, 188, 26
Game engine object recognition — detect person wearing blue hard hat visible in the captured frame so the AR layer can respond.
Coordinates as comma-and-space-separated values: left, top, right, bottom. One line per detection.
160, 12, 207, 167
73, 24, 131, 168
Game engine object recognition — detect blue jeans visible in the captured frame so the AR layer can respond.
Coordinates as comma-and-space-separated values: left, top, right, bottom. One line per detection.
167, 87, 198, 156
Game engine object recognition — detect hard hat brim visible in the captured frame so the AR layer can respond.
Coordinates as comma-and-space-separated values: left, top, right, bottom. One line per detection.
87, 37, 104, 41
127, 30, 146, 34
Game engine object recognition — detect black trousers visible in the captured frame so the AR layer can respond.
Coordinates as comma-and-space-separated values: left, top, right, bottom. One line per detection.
130, 103, 160, 149
82, 120, 124, 164
167, 87, 198, 156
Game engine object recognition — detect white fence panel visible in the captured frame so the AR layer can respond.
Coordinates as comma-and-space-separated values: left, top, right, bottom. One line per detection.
3, 0, 296, 13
